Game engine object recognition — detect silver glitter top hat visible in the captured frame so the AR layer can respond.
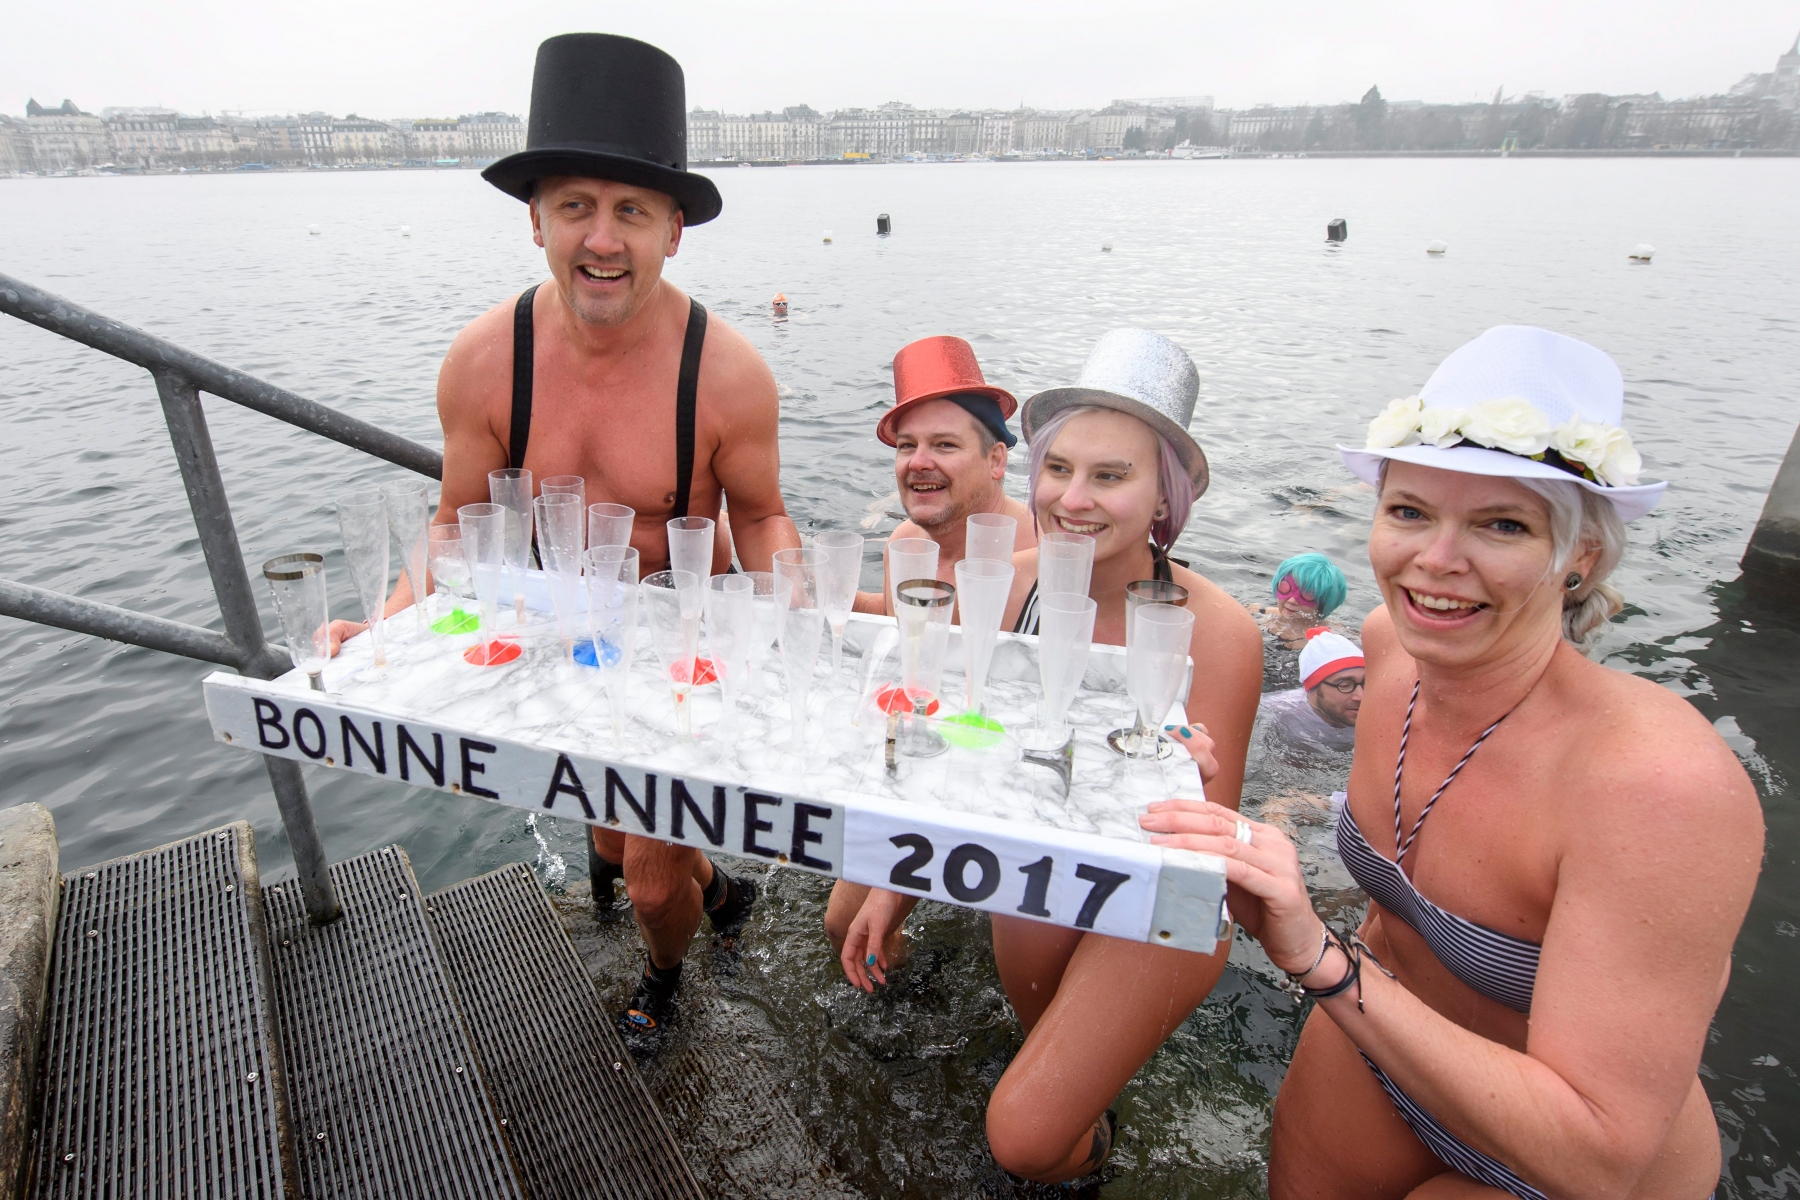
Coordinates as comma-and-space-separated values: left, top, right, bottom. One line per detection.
1020, 328, 1208, 494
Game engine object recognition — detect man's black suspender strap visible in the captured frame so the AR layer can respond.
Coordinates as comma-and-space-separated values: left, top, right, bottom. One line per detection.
509, 283, 540, 470
673, 298, 707, 519
510, 286, 706, 521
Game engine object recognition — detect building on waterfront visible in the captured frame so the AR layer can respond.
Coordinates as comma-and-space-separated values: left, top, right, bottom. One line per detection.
0, 115, 28, 175
24, 99, 110, 171
458, 112, 525, 162
399, 119, 466, 161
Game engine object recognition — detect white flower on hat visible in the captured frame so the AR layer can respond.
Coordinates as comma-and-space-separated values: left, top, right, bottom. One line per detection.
1365, 395, 1424, 449
1549, 418, 1643, 487
1459, 396, 1553, 457
1416, 405, 1467, 448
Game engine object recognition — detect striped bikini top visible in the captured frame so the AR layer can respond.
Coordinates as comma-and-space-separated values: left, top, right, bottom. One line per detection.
1336, 681, 1542, 1014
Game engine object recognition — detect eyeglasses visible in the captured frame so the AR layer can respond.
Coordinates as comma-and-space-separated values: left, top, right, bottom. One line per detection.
1276, 576, 1317, 605
1316, 675, 1365, 695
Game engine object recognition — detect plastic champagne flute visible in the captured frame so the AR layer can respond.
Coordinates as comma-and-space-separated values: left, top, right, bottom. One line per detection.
534, 493, 585, 663
588, 502, 635, 551
772, 547, 825, 758
965, 512, 1017, 563
585, 546, 639, 741
895, 577, 955, 758
666, 516, 714, 582
644, 569, 702, 739
1037, 532, 1096, 599
707, 573, 756, 737
953, 558, 1014, 720
1107, 579, 1190, 758
1128, 603, 1195, 761
540, 474, 586, 514
379, 480, 431, 638
457, 502, 509, 666
335, 489, 390, 671
814, 530, 864, 677
886, 537, 938, 617
425, 525, 476, 636
742, 570, 779, 697
262, 552, 330, 692
487, 468, 533, 624
1035, 592, 1097, 747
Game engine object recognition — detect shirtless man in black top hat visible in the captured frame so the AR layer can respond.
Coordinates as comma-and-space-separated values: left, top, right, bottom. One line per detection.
338, 33, 799, 1043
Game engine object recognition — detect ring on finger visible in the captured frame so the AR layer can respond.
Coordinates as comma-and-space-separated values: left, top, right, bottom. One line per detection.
1235, 819, 1253, 844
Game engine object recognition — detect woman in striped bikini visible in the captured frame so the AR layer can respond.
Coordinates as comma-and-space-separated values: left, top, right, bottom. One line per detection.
1144, 326, 1762, 1198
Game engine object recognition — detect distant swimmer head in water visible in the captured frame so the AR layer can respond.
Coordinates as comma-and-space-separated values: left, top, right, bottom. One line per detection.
1021, 327, 1206, 560
1299, 628, 1365, 728
1272, 553, 1348, 620
880, 336, 1018, 535
1338, 324, 1667, 667
482, 33, 724, 327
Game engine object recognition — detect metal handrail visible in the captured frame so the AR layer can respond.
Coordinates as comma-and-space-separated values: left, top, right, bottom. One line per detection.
0, 273, 448, 924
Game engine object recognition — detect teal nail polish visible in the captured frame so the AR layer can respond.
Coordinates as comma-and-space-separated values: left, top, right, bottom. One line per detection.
866, 954, 877, 966
1180, 726, 1193, 737
1163, 725, 1177, 731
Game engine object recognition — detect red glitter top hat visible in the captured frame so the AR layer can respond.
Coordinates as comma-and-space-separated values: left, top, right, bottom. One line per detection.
876, 336, 1018, 447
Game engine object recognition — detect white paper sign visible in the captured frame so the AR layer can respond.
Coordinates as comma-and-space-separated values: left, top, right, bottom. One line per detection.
840, 794, 1161, 942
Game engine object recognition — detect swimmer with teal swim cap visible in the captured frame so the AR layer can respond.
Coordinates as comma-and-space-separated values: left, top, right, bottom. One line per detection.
1252, 551, 1348, 648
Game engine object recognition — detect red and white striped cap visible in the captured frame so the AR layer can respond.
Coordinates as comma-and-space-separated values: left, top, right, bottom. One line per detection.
1300, 628, 1364, 691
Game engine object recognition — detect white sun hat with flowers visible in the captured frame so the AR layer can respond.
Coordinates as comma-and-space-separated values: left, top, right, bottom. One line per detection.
1338, 325, 1668, 522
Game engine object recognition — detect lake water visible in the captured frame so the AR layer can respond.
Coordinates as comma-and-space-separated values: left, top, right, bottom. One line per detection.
3, 159, 1798, 1196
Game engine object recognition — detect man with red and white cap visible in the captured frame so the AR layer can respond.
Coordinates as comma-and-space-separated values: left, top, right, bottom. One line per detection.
1258, 628, 1364, 753
852, 335, 1036, 614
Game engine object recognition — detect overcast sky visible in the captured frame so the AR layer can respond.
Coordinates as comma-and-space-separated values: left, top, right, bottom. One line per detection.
7, 0, 1797, 117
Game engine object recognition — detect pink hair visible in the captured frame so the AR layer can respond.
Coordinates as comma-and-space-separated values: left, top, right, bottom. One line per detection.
1026, 405, 1196, 553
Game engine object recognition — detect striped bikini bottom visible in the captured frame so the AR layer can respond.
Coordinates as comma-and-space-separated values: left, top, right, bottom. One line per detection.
1362, 1055, 1717, 1200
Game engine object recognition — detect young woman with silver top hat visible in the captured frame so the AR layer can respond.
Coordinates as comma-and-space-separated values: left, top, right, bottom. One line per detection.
838, 328, 1264, 1185
1142, 326, 1761, 1199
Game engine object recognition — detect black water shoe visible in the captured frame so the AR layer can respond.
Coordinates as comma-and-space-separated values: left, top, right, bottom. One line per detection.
618, 958, 681, 1049
702, 861, 757, 943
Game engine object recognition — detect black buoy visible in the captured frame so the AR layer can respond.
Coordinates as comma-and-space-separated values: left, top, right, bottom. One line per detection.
876, 213, 892, 236
1327, 218, 1348, 242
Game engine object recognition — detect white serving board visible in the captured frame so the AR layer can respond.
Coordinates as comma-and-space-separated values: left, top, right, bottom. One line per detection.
204, 582, 1226, 952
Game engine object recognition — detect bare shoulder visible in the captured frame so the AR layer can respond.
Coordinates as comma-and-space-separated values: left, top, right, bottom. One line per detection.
438, 295, 517, 410
889, 519, 926, 544
1559, 653, 1762, 845
1172, 564, 1261, 654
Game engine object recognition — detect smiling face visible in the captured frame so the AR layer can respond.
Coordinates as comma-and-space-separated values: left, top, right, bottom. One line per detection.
1370, 461, 1593, 670
1274, 575, 1320, 620
892, 400, 1007, 533
530, 176, 683, 326
1033, 408, 1165, 564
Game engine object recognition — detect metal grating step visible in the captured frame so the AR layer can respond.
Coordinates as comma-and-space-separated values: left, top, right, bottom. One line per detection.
426, 864, 703, 1200
262, 846, 523, 1200
29, 821, 295, 1200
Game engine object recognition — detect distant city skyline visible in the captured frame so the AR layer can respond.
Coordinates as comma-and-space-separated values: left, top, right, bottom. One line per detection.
4, 0, 1796, 121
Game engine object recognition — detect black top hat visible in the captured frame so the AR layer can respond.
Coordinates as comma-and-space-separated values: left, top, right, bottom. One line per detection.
482, 33, 722, 225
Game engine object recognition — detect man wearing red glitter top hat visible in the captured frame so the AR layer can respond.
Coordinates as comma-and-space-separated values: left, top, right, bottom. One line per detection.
853, 335, 1037, 615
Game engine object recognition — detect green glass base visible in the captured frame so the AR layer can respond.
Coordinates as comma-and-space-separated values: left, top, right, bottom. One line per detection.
941, 711, 1006, 750
431, 607, 479, 635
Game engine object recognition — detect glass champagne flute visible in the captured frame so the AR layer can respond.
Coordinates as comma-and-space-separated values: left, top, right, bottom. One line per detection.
457, 502, 513, 666
772, 547, 825, 759
814, 530, 864, 678
263, 552, 330, 691
1128, 604, 1195, 761
380, 480, 431, 639
335, 489, 390, 671
644, 569, 702, 739
1107, 579, 1191, 758
585, 546, 639, 742
534, 493, 585, 663
487, 467, 533, 625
